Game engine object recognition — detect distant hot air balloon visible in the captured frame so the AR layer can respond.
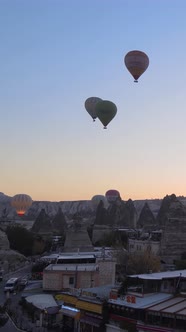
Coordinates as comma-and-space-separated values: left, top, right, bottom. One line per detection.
95, 100, 117, 129
124, 50, 149, 82
105, 189, 120, 203
85, 97, 102, 121
91, 195, 108, 209
11, 194, 32, 217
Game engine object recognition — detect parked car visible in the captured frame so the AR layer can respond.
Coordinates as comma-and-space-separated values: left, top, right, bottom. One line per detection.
19, 276, 29, 287
4, 277, 19, 292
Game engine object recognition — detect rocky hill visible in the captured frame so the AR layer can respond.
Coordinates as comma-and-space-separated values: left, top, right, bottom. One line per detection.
1, 193, 186, 265
1, 192, 186, 229
137, 202, 156, 229
156, 194, 186, 226
0, 228, 27, 274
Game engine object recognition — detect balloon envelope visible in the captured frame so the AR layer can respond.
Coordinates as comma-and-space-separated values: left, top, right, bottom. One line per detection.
124, 50, 149, 82
95, 100, 117, 129
85, 97, 102, 121
11, 194, 32, 216
91, 195, 108, 209
105, 189, 120, 203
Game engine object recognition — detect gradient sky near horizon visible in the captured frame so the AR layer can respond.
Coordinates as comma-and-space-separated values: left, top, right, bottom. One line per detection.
1, 0, 186, 202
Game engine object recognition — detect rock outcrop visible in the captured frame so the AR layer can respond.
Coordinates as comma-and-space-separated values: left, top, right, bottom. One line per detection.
31, 209, 52, 235
98, 198, 137, 228
157, 194, 186, 263
0, 228, 10, 250
156, 194, 186, 226
52, 207, 67, 235
137, 202, 156, 230
0, 229, 27, 273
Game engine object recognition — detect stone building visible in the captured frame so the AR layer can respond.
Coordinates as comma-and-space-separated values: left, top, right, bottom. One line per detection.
64, 226, 94, 252
43, 254, 116, 291
43, 264, 99, 290
160, 217, 186, 264
128, 237, 160, 256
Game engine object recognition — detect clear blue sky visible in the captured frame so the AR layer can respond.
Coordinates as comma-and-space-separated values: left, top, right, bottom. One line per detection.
1, 0, 186, 201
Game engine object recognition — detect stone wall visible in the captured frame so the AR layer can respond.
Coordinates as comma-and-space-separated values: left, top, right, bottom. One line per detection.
92, 225, 113, 244
160, 217, 186, 263
0, 229, 10, 250
98, 259, 116, 286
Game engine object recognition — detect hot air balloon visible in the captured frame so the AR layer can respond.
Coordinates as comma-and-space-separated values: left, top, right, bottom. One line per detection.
105, 189, 120, 203
85, 97, 102, 121
91, 195, 108, 209
11, 194, 32, 217
124, 50, 149, 82
95, 100, 117, 129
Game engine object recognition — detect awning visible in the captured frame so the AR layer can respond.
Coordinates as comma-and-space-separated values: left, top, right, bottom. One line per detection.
25, 294, 58, 311
60, 305, 80, 319
46, 306, 60, 315
80, 315, 102, 327
55, 294, 77, 305
76, 300, 102, 314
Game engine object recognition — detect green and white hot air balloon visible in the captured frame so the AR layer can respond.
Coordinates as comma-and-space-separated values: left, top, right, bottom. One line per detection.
85, 97, 102, 121
95, 100, 117, 129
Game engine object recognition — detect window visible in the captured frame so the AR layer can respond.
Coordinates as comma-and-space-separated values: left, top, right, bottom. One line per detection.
69, 277, 74, 285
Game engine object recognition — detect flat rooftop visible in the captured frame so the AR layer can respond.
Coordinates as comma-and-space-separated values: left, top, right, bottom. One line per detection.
109, 292, 173, 309
45, 264, 99, 272
57, 254, 95, 259
148, 296, 186, 317
129, 269, 186, 280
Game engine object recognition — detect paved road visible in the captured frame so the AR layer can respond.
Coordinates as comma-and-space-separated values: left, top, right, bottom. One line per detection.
0, 318, 18, 331
0, 264, 32, 305
0, 265, 62, 331
0, 317, 48, 331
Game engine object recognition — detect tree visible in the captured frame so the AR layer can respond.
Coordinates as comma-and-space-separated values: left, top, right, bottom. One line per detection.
6, 225, 34, 256
126, 250, 161, 275
94, 230, 128, 247
175, 252, 186, 270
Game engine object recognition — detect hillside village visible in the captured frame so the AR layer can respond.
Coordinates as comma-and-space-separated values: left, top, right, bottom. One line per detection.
1, 193, 186, 331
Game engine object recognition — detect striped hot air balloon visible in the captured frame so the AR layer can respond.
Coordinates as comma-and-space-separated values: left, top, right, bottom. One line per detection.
91, 194, 108, 209
105, 189, 120, 203
124, 50, 149, 82
11, 194, 32, 217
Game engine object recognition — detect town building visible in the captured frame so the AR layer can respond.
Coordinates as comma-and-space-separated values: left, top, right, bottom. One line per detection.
107, 269, 186, 332
128, 238, 160, 256
43, 258, 116, 291
21, 268, 186, 331
127, 230, 161, 256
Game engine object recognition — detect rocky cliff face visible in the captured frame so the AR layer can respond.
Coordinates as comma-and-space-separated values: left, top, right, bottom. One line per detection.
156, 194, 186, 226
0, 228, 10, 250
52, 207, 67, 234
0, 228, 27, 273
94, 198, 137, 228
155, 194, 186, 263
0, 194, 94, 220
1, 192, 186, 264
31, 208, 53, 234
137, 202, 156, 230
1, 192, 186, 230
